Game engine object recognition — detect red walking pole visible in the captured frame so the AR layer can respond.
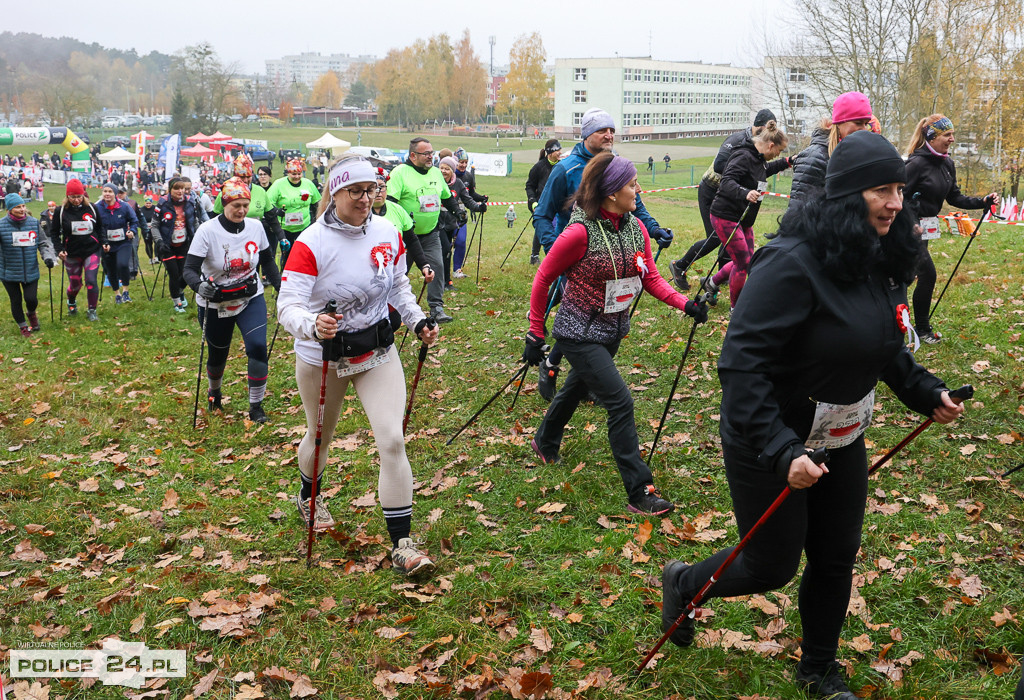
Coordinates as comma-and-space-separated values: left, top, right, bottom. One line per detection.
306, 299, 337, 568
403, 319, 436, 434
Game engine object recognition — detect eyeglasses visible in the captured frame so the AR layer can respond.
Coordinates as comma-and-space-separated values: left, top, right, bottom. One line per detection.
343, 186, 380, 201
412, 150, 434, 157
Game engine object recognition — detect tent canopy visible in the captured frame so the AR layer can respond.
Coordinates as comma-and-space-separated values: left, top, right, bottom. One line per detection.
186, 132, 212, 143
208, 130, 232, 140
306, 132, 351, 150
180, 144, 218, 157
97, 146, 138, 161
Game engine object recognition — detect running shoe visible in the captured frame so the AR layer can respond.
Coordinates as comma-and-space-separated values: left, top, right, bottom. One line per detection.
530, 254, 540, 266
627, 485, 675, 515
249, 402, 267, 423
452, 269, 467, 279
530, 438, 560, 465
208, 390, 222, 411
86, 309, 99, 322
68, 300, 78, 315
661, 560, 696, 647
794, 661, 858, 700
391, 538, 436, 577
669, 259, 690, 290
295, 493, 335, 531
115, 293, 123, 304
702, 278, 719, 306
122, 291, 132, 303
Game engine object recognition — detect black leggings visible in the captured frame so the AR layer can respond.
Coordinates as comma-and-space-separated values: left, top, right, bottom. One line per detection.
912, 242, 936, 331
675, 181, 729, 270
671, 439, 867, 669
3, 279, 38, 325
104, 243, 133, 290
198, 294, 269, 404
163, 255, 187, 299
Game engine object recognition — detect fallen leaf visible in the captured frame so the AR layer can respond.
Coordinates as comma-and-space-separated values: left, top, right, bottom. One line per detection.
235, 684, 265, 700
535, 502, 566, 514
193, 668, 221, 697
130, 613, 146, 634
530, 626, 554, 653
10, 540, 47, 562
960, 444, 978, 456
289, 674, 318, 698
79, 478, 100, 492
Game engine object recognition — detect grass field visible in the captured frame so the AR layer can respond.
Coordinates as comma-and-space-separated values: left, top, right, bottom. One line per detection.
1, 155, 1022, 699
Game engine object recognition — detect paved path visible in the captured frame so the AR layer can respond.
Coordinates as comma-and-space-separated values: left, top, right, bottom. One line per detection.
508, 142, 717, 164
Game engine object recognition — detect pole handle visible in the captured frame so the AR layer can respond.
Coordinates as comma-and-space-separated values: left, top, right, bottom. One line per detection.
808, 447, 829, 465
319, 299, 337, 362
949, 384, 973, 403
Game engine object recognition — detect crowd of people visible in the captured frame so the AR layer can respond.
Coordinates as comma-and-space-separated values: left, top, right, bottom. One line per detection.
2, 99, 1014, 699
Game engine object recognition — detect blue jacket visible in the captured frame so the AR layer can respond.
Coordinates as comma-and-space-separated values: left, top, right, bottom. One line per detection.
0, 214, 57, 283
153, 196, 197, 250
533, 141, 661, 252
95, 200, 139, 248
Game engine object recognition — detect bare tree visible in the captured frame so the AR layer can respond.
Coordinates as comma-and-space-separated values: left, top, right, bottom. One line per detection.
172, 43, 239, 132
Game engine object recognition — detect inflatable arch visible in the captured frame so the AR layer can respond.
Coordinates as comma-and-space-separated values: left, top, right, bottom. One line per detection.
0, 126, 91, 171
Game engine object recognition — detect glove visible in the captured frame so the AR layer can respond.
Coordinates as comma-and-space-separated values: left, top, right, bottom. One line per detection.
984, 194, 997, 207
280, 238, 292, 253
480, 195, 488, 203
653, 227, 673, 249
522, 331, 547, 366
684, 298, 708, 324
414, 317, 436, 336
786, 156, 796, 169
197, 280, 218, 300
529, 201, 537, 213
45, 259, 55, 269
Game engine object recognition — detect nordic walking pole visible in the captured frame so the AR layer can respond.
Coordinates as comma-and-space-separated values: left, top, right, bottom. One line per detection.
465, 216, 480, 269
307, 299, 338, 568
403, 319, 436, 434
132, 243, 150, 301
59, 263, 65, 321
447, 362, 530, 445
638, 448, 829, 675
629, 245, 665, 319
1003, 462, 1024, 478
48, 267, 54, 322
399, 276, 430, 353
929, 201, 994, 323
191, 307, 211, 430
500, 215, 535, 269
646, 318, 700, 466
475, 210, 485, 285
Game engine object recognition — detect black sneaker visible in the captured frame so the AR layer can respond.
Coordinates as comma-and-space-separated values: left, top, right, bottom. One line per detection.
530, 438, 560, 465
627, 485, 675, 515
661, 560, 695, 647
432, 308, 454, 324
538, 360, 559, 402
68, 300, 78, 315
249, 401, 267, 423
794, 660, 858, 700
207, 390, 222, 411
669, 259, 690, 290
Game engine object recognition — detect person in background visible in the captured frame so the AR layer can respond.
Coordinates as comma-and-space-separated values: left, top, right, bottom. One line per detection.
266, 158, 321, 269
39, 200, 57, 245
96, 183, 139, 304
438, 156, 486, 283
505, 204, 517, 228
453, 147, 488, 219
154, 177, 198, 313
525, 139, 562, 265
118, 187, 148, 279
139, 193, 159, 264
53, 179, 107, 321
1, 192, 58, 337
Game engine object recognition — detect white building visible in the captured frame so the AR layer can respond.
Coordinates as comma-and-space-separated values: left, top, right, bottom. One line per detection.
265, 52, 375, 89
754, 57, 834, 138
552, 57, 758, 141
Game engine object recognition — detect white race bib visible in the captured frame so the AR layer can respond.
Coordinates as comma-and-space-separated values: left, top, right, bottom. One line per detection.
284, 211, 304, 226
71, 220, 92, 236
107, 228, 125, 242
920, 216, 941, 240
418, 194, 440, 213
12, 230, 36, 247
171, 228, 187, 244
603, 276, 642, 314
804, 389, 875, 449
756, 180, 768, 202
214, 297, 250, 318
335, 346, 390, 378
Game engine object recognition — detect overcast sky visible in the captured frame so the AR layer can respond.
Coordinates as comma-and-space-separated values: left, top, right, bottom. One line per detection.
12, 0, 791, 74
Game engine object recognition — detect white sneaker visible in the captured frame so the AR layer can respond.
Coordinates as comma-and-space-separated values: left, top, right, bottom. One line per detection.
391, 537, 435, 577
452, 269, 467, 279
295, 493, 335, 531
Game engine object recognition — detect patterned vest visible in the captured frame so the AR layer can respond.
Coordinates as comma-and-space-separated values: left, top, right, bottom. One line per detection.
552, 207, 646, 344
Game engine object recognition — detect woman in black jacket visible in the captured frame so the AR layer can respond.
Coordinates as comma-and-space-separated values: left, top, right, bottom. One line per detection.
660, 131, 966, 700
706, 121, 788, 308
53, 179, 107, 321
904, 114, 998, 343
438, 156, 486, 282
525, 139, 561, 264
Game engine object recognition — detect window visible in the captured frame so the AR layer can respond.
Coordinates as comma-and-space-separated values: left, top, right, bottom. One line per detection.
624, 68, 633, 81
786, 118, 806, 134
574, 90, 587, 104
643, 113, 651, 126
643, 69, 652, 82
572, 112, 583, 127
787, 67, 807, 82
574, 68, 588, 81
788, 93, 806, 108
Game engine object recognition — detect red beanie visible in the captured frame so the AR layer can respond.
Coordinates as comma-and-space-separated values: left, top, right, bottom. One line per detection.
66, 179, 86, 196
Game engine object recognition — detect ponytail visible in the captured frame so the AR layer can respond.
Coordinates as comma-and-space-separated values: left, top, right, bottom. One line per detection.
754, 120, 788, 149
905, 114, 946, 156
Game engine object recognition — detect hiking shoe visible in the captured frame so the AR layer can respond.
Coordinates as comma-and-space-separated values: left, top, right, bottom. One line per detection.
207, 389, 222, 411
917, 326, 942, 344
627, 485, 675, 515
391, 537, 436, 577
19, 325, 32, 338
538, 360, 559, 402
669, 259, 690, 290
122, 291, 132, 303
68, 300, 78, 315
530, 254, 540, 266
150, 257, 159, 265
530, 438, 560, 465
295, 493, 335, 531
795, 660, 858, 700
179, 294, 188, 309
115, 293, 124, 304
702, 278, 719, 306
249, 401, 267, 423
27, 313, 40, 332
662, 560, 696, 647
432, 308, 453, 324
452, 269, 467, 279
86, 309, 99, 322
173, 300, 186, 314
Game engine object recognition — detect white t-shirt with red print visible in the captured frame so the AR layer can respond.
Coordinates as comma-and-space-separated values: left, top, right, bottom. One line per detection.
187, 217, 271, 309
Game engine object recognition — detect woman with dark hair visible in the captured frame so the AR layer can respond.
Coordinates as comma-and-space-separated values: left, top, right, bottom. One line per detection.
53, 179, 107, 321
659, 131, 966, 699
438, 156, 486, 282
96, 183, 139, 304
525, 139, 561, 265
154, 177, 198, 313
904, 113, 998, 343
522, 152, 707, 516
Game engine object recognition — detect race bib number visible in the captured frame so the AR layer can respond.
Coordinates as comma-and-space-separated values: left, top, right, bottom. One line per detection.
604, 276, 642, 314
171, 228, 187, 244
335, 346, 390, 378
756, 180, 768, 202
214, 297, 250, 318
285, 212, 304, 226
107, 228, 125, 242
804, 389, 875, 449
418, 194, 440, 213
12, 230, 36, 247
71, 220, 92, 235
920, 216, 941, 240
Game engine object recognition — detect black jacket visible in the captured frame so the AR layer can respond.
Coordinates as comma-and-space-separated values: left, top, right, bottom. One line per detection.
710, 141, 789, 226
525, 157, 555, 211
906, 147, 987, 218
439, 177, 485, 234
53, 202, 106, 258
789, 127, 829, 207
718, 234, 947, 476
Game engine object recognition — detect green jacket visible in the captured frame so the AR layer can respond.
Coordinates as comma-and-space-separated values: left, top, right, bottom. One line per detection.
266, 177, 322, 233
385, 162, 452, 235
213, 182, 271, 219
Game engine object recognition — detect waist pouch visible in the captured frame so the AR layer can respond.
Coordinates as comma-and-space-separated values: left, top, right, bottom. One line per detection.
212, 276, 258, 302
329, 318, 394, 360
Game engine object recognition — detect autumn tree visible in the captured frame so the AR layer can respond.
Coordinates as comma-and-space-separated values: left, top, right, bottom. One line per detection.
172, 43, 238, 132
498, 33, 549, 126
450, 30, 487, 123
310, 70, 345, 109
279, 101, 295, 124
32, 75, 96, 126
373, 46, 422, 128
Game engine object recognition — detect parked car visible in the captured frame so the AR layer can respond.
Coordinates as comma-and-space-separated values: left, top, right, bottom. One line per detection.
102, 136, 131, 148
348, 146, 401, 166
229, 114, 243, 122
279, 148, 304, 163
246, 114, 261, 122
101, 116, 122, 128
243, 143, 276, 163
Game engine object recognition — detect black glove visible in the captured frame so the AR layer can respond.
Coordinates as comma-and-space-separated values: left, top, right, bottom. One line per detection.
197, 280, 218, 300
786, 156, 796, 169
154, 239, 166, 258
480, 195, 488, 203
522, 331, 547, 366
45, 259, 55, 269
652, 227, 673, 249
414, 317, 436, 337
684, 298, 708, 324
984, 194, 997, 207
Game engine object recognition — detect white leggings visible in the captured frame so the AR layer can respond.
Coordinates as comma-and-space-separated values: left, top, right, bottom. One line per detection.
294, 346, 412, 509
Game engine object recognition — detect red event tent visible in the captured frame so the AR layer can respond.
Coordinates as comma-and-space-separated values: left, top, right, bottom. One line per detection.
185, 132, 212, 143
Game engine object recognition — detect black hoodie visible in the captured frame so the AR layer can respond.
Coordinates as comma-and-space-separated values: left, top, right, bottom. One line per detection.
711, 140, 790, 226
905, 147, 986, 218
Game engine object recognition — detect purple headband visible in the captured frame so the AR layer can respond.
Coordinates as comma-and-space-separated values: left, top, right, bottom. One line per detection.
600, 156, 637, 197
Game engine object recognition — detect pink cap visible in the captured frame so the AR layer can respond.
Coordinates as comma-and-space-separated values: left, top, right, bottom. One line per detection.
831, 91, 873, 125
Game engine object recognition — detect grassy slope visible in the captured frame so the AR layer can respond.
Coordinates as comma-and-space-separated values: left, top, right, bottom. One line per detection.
1, 154, 1022, 699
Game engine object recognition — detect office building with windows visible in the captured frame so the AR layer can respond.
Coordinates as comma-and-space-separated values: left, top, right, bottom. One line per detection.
755, 57, 834, 138
265, 52, 375, 89
552, 57, 758, 140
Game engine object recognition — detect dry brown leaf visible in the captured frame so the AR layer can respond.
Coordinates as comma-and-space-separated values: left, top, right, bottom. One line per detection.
535, 502, 566, 514
530, 626, 554, 653
634, 520, 653, 548
991, 607, 1017, 627
351, 490, 377, 508
79, 478, 100, 492
289, 675, 318, 698
130, 613, 146, 634
519, 671, 554, 699
960, 444, 978, 456
235, 684, 265, 700
161, 488, 179, 510
10, 539, 47, 562
192, 668, 220, 697
849, 634, 873, 652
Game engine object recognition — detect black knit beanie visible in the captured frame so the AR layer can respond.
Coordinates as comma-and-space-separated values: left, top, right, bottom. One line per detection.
753, 109, 776, 127
825, 131, 906, 200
